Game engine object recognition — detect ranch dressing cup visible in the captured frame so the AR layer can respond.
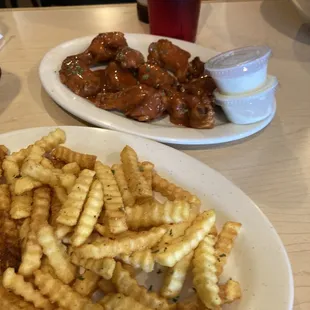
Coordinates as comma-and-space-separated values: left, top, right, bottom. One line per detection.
205, 46, 272, 95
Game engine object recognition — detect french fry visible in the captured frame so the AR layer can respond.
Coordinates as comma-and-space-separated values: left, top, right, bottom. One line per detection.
62, 162, 81, 176
119, 249, 154, 273
71, 252, 116, 279
34, 270, 103, 310
19, 187, 51, 276
126, 200, 194, 230
56, 169, 96, 226
99, 293, 153, 310
34, 128, 66, 152
55, 224, 73, 240
52, 146, 97, 169
19, 217, 30, 250
40, 256, 58, 279
152, 171, 201, 206
120, 146, 152, 201
3, 268, 53, 309
219, 279, 242, 304
37, 224, 76, 284
14, 177, 42, 195
209, 224, 218, 237
95, 223, 113, 237
21, 160, 59, 186
140, 161, 154, 188
215, 221, 241, 276
111, 164, 135, 207
155, 210, 216, 267
0, 284, 36, 310
76, 226, 166, 259
10, 190, 33, 219
160, 251, 193, 298
73, 270, 99, 296
40, 157, 55, 169
71, 180, 104, 247
50, 192, 62, 227
0, 211, 21, 274
58, 173, 77, 194
112, 262, 170, 310
53, 185, 68, 204
156, 222, 191, 249
97, 278, 116, 294
0, 145, 8, 177
95, 161, 127, 234
192, 236, 221, 310
0, 184, 10, 210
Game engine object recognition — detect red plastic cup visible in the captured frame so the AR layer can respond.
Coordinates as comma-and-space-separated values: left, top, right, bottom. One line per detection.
148, 0, 201, 42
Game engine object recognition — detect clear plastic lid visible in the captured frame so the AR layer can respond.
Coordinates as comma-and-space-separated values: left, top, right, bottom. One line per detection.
205, 46, 271, 78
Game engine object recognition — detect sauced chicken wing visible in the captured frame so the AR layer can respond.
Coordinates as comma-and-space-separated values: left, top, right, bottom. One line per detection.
59, 56, 101, 97
187, 56, 205, 80
116, 46, 145, 69
138, 63, 176, 88
182, 76, 217, 97
95, 85, 168, 121
104, 62, 137, 92
86, 32, 128, 63
148, 39, 191, 82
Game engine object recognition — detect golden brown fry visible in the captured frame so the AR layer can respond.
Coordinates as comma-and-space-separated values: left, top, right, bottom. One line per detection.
111, 164, 135, 207
95, 161, 127, 234
62, 162, 81, 176
119, 249, 154, 273
121, 262, 136, 278
0, 211, 21, 275
71, 180, 104, 247
0, 284, 36, 310
56, 169, 95, 226
160, 251, 193, 298
34, 128, 66, 152
156, 222, 191, 249
55, 224, 73, 240
53, 185, 68, 204
140, 161, 154, 189
19, 187, 51, 276
14, 176, 42, 195
73, 270, 99, 296
0, 184, 10, 211
215, 221, 241, 276
52, 146, 97, 169
71, 252, 116, 279
3, 268, 53, 309
10, 190, 33, 219
58, 173, 77, 194
97, 278, 116, 294
95, 223, 113, 237
34, 270, 103, 310
19, 217, 30, 250
120, 146, 152, 201
21, 160, 59, 186
0, 145, 8, 177
209, 224, 218, 237
40, 256, 58, 279
219, 279, 242, 304
112, 262, 170, 310
37, 224, 76, 284
50, 192, 62, 227
155, 210, 216, 267
126, 200, 194, 230
76, 226, 166, 259
99, 293, 153, 310
193, 236, 221, 310
152, 171, 201, 206
40, 157, 55, 169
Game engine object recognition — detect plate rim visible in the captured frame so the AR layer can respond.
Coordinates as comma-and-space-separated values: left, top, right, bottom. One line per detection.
39, 33, 277, 146
0, 125, 294, 310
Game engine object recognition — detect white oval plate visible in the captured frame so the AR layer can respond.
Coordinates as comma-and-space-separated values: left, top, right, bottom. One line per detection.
1, 126, 293, 310
39, 34, 276, 145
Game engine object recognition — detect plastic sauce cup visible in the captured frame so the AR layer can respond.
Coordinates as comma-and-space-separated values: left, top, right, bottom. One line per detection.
205, 46, 272, 95
214, 75, 278, 125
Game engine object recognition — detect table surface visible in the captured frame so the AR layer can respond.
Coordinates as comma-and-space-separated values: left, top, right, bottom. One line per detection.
0, 1, 309, 309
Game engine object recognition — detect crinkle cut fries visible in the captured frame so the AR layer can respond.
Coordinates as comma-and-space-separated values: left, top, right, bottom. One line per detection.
0, 128, 242, 310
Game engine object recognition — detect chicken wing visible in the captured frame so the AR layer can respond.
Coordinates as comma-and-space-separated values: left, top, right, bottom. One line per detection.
138, 63, 176, 88
59, 56, 101, 97
116, 46, 145, 69
86, 32, 128, 63
187, 56, 205, 80
148, 39, 190, 82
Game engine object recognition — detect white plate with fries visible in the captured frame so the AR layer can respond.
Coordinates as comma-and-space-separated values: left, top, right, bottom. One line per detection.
0, 126, 293, 310
39, 34, 276, 145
